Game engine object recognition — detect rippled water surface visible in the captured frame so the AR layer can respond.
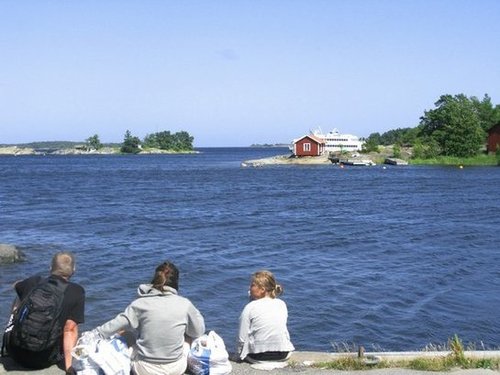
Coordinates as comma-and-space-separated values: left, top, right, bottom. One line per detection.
1, 148, 499, 352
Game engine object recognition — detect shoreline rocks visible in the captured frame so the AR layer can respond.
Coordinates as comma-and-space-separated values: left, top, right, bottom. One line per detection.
242, 154, 332, 167
0, 146, 198, 156
0, 244, 25, 264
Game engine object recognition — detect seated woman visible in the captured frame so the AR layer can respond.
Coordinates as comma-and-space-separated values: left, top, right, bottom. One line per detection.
94, 261, 205, 375
237, 270, 294, 362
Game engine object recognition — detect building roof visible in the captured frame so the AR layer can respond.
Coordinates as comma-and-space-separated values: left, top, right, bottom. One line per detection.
293, 134, 326, 144
488, 122, 500, 134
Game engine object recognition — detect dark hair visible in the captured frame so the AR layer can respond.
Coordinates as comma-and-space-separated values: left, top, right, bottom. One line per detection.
151, 261, 179, 291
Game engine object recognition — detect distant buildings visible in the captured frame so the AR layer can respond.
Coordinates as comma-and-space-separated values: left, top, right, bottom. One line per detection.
292, 135, 325, 156
292, 128, 364, 156
487, 123, 500, 153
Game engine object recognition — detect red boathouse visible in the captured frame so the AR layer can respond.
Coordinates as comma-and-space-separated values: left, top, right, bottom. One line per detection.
292, 135, 325, 157
487, 123, 500, 153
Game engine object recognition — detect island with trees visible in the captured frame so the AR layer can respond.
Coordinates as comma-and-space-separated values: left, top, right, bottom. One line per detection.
0, 129, 195, 155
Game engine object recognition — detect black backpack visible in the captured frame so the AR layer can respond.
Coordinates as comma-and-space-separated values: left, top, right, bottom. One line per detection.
9, 277, 68, 353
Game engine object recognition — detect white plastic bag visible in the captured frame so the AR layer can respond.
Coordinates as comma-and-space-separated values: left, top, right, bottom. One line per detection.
89, 335, 131, 375
187, 331, 232, 375
71, 331, 102, 375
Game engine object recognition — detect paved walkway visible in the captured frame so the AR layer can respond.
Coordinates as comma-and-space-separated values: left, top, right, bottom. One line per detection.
1, 351, 499, 375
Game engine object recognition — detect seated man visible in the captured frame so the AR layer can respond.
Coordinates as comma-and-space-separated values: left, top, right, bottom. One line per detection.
6, 251, 85, 373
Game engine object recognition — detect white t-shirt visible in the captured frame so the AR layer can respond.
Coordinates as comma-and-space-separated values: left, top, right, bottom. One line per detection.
237, 297, 294, 360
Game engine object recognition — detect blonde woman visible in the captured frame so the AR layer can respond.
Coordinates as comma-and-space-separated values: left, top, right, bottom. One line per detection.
237, 270, 294, 362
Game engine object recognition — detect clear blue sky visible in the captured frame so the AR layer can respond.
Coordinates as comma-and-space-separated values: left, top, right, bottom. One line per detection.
1, 0, 499, 147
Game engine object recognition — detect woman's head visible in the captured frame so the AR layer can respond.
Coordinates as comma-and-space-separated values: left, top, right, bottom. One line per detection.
151, 261, 179, 291
250, 270, 283, 300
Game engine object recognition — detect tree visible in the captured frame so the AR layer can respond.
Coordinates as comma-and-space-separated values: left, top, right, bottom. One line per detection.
121, 130, 141, 154
419, 94, 485, 157
85, 134, 102, 150
471, 94, 500, 132
143, 133, 159, 149
156, 131, 174, 150
392, 143, 401, 158
379, 127, 419, 146
412, 138, 440, 159
142, 130, 194, 151
172, 131, 194, 151
361, 132, 380, 153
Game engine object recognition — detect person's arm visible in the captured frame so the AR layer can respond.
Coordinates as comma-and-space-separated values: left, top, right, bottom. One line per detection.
185, 302, 205, 339
237, 304, 252, 359
63, 319, 78, 371
96, 303, 137, 338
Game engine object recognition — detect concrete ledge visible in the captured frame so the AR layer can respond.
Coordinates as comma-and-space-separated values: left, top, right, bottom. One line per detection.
2, 351, 500, 375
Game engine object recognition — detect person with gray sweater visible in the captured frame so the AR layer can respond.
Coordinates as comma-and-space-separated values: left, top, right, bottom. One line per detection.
95, 261, 205, 375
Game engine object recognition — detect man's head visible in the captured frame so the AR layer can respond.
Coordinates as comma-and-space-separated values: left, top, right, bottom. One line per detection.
50, 251, 76, 279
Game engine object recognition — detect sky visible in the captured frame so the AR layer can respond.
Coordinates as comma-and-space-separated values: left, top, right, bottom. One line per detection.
1, 1, 500, 147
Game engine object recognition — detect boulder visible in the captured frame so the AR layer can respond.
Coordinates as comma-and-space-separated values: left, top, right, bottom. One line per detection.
0, 244, 25, 264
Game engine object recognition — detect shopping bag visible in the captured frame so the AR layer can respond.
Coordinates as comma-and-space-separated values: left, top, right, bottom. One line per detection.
72, 332, 131, 375
89, 335, 131, 375
187, 331, 232, 375
71, 331, 102, 375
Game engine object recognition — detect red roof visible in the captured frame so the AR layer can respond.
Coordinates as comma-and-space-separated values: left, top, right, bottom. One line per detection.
294, 134, 325, 144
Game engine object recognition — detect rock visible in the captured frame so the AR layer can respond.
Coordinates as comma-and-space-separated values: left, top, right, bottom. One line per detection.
0, 244, 25, 264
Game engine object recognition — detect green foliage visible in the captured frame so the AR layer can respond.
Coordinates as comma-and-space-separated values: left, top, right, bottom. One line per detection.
361, 132, 380, 153
419, 94, 485, 157
392, 144, 401, 158
379, 127, 419, 146
143, 130, 194, 151
411, 138, 440, 159
120, 130, 141, 154
410, 154, 496, 166
449, 334, 472, 368
317, 357, 389, 371
407, 357, 455, 371
496, 145, 500, 165
471, 94, 500, 132
85, 134, 102, 150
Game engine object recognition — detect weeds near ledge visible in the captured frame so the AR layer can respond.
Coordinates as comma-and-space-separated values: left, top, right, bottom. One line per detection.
319, 335, 500, 371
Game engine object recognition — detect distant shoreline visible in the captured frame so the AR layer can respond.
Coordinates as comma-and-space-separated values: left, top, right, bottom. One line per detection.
0, 146, 197, 156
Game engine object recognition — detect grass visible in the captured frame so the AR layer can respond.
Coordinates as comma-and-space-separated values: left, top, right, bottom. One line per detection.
317, 355, 500, 371
410, 154, 498, 166
317, 335, 500, 371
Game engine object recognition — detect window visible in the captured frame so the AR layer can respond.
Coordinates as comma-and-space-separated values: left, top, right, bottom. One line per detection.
303, 143, 311, 152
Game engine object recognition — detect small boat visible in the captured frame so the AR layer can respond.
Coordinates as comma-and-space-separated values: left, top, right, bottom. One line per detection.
384, 158, 408, 166
341, 159, 376, 166
329, 155, 375, 166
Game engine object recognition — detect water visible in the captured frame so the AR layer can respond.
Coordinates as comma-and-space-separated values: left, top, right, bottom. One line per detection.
1, 148, 499, 352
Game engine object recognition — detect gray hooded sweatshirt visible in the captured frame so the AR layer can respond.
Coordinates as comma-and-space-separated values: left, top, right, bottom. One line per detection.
97, 284, 205, 363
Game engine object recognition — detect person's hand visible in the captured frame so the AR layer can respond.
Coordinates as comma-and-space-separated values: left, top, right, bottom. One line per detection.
65, 366, 77, 375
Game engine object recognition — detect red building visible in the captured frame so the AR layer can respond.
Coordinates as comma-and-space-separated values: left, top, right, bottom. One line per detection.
292, 135, 325, 156
487, 123, 500, 153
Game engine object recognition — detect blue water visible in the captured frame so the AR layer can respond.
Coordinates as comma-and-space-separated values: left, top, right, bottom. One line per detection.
1, 148, 500, 352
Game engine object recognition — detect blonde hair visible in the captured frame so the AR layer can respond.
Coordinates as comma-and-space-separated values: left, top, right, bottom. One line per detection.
252, 270, 283, 298
51, 251, 75, 278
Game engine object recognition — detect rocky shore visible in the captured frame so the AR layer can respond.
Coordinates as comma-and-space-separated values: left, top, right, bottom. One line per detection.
241, 146, 411, 167
241, 154, 333, 167
0, 244, 24, 264
0, 146, 119, 155
0, 146, 197, 156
